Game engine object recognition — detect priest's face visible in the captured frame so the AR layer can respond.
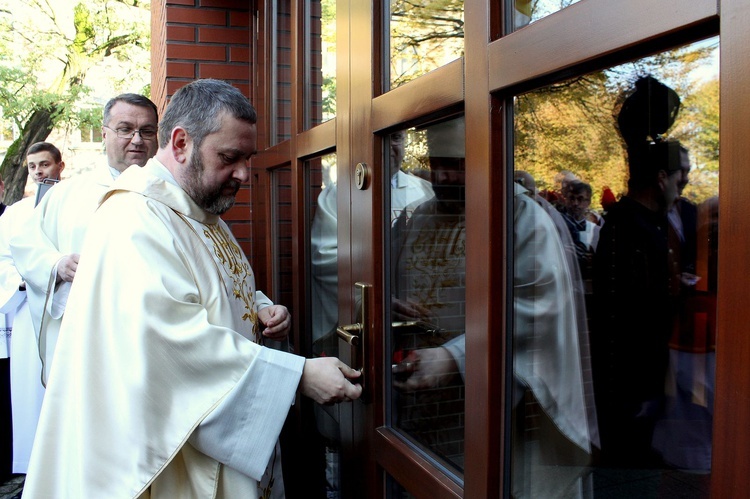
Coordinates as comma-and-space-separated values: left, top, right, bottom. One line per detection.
102, 101, 159, 172
182, 113, 257, 215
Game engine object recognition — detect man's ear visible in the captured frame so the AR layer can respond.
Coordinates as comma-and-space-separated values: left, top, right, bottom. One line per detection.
171, 127, 191, 164
657, 169, 668, 190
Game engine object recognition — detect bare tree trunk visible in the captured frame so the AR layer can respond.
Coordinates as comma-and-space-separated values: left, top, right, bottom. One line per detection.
0, 107, 57, 205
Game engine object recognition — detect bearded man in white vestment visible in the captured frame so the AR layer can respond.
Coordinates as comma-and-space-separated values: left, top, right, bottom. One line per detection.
10, 94, 159, 386
0, 142, 65, 475
21, 78, 362, 499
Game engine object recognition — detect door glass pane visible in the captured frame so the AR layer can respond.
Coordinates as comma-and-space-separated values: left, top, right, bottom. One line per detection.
305, 0, 336, 129
387, 1, 465, 89
510, 37, 718, 498
272, 0, 292, 144
389, 117, 466, 473
310, 153, 339, 357
386, 473, 418, 498
271, 166, 294, 328
308, 153, 341, 497
510, 0, 583, 31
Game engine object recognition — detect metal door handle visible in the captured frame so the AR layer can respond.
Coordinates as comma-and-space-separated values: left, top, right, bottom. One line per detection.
391, 320, 441, 335
336, 323, 362, 346
336, 282, 371, 400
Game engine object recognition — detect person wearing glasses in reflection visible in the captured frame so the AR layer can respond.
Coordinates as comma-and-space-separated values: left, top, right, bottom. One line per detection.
9, 93, 159, 386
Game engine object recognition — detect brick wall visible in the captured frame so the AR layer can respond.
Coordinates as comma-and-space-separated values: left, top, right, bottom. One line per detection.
151, 0, 255, 257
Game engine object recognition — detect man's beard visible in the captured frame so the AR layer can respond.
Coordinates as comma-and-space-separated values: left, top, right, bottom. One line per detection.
183, 151, 240, 215
432, 183, 465, 214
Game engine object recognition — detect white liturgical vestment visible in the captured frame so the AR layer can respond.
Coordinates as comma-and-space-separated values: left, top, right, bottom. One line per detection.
0, 196, 46, 473
23, 159, 304, 498
10, 165, 118, 385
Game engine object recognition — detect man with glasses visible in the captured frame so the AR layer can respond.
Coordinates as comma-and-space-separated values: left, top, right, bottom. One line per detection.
10, 94, 159, 385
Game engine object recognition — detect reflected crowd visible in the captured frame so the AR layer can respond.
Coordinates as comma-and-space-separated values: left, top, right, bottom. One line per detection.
386, 76, 718, 497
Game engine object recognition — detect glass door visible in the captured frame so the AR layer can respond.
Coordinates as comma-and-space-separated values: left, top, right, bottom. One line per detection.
252, 0, 750, 497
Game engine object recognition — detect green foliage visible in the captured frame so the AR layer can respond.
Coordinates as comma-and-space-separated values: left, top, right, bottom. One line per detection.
0, 0, 150, 202
319, 0, 336, 120
0, 0, 150, 118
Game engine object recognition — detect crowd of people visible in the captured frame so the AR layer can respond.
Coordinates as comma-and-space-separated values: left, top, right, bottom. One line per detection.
385, 76, 718, 497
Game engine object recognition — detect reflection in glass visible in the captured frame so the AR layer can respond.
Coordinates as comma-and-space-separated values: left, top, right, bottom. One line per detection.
511, 0, 582, 31
310, 154, 339, 357
389, 117, 466, 473
388, 0, 464, 89
308, 153, 341, 497
511, 37, 718, 497
272, 167, 294, 321
305, 0, 336, 129
386, 473, 418, 498
272, 0, 292, 144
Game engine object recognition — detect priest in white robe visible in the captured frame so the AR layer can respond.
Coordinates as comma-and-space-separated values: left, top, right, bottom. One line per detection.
22, 78, 361, 499
0, 142, 65, 474
10, 94, 160, 386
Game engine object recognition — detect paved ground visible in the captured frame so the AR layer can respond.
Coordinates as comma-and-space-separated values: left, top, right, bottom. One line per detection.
0, 475, 23, 499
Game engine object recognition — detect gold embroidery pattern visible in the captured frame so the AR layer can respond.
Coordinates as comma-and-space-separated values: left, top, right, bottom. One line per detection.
203, 224, 261, 340
401, 215, 466, 329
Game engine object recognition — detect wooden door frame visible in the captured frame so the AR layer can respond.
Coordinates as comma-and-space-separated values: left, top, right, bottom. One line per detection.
249, 0, 750, 497
713, 0, 750, 493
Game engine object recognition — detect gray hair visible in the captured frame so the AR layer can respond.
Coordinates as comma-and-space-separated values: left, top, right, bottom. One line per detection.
103, 93, 158, 126
158, 79, 257, 150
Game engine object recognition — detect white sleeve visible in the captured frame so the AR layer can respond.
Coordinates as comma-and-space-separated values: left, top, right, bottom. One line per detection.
188, 348, 305, 480
443, 335, 466, 380
254, 290, 273, 310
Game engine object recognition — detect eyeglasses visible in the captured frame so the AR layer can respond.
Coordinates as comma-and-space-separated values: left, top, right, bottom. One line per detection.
103, 125, 157, 140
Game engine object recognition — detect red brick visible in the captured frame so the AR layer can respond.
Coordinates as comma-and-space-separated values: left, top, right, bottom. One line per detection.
231, 224, 251, 239
229, 46, 249, 63
167, 43, 227, 61
233, 83, 250, 97
167, 25, 196, 42
167, 79, 192, 96
230, 11, 250, 27
199, 27, 249, 44
223, 204, 250, 221
200, 0, 248, 9
168, 0, 195, 5
167, 61, 196, 78
235, 187, 251, 204
237, 241, 252, 255
167, 6, 226, 25
198, 62, 249, 80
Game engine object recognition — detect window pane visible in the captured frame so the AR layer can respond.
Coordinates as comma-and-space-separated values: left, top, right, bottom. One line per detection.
510, 0, 583, 31
510, 37, 719, 497
389, 117, 466, 474
271, 166, 293, 330
272, 0, 292, 144
305, 0, 336, 129
388, 1, 464, 89
310, 153, 339, 357
307, 153, 341, 496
